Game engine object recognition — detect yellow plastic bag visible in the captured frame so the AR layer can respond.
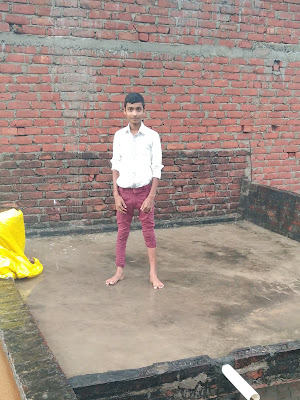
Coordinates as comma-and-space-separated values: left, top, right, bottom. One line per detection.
0, 209, 43, 279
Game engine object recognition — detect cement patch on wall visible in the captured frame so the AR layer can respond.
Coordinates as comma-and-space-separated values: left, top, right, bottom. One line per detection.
2, 32, 300, 61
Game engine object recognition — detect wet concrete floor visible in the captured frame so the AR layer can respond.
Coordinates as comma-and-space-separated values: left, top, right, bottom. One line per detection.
16, 221, 300, 379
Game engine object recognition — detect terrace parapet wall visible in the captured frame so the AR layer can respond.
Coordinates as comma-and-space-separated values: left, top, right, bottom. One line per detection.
70, 340, 300, 400
240, 179, 300, 242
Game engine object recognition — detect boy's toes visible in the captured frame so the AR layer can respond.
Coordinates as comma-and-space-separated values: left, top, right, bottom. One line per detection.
150, 276, 164, 290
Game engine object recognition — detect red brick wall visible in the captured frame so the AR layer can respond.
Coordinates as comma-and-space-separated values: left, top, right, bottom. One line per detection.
0, 0, 299, 228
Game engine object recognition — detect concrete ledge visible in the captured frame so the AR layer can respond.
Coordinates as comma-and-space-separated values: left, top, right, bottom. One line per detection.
70, 341, 300, 400
2, 32, 300, 61
240, 180, 300, 242
25, 214, 242, 238
0, 279, 77, 400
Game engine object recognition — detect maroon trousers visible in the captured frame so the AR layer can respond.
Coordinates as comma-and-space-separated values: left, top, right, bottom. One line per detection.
116, 183, 156, 267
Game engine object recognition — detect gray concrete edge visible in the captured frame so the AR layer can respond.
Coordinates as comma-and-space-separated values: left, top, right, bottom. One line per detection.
1, 33, 300, 61
69, 341, 300, 399
25, 213, 242, 238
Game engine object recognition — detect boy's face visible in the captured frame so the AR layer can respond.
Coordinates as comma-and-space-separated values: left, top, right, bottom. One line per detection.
124, 102, 145, 126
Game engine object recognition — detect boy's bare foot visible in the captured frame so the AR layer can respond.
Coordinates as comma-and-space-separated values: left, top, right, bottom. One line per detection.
106, 267, 124, 286
150, 274, 164, 290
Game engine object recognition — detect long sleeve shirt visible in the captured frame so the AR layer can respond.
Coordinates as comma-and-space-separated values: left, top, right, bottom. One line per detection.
110, 122, 164, 189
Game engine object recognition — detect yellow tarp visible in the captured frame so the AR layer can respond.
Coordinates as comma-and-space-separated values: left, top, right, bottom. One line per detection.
0, 209, 43, 279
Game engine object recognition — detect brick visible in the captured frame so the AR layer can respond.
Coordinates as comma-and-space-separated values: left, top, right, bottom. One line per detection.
0, 65, 22, 74
5, 14, 30, 25
119, 69, 140, 77
28, 65, 49, 74
42, 127, 64, 135
7, 101, 31, 110
31, 101, 52, 109
0, 22, 9, 31
119, 32, 139, 41
8, 84, 30, 93
32, 55, 52, 64
9, 136, 32, 145
37, 6, 51, 16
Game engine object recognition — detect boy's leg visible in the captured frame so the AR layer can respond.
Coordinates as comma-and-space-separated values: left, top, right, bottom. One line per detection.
105, 266, 124, 286
138, 189, 164, 289
147, 247, 164, 290
106, 189, 134, 286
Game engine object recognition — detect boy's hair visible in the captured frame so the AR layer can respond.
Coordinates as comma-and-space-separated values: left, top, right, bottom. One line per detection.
124, 93, 145, 109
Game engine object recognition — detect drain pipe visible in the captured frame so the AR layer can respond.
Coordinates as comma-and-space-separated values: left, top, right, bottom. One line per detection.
222, 364, 260, 400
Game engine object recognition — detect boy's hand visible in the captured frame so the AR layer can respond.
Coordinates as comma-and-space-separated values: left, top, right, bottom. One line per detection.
140, 196, 154, 213
114, 194, 127, 214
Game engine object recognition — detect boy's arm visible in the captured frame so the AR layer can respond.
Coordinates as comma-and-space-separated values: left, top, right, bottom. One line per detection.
148, 177, 159, 199
140, 177, 159, 213
151, 132, 164, 180
112, 169, 120, 196
140, 132, 163, 213
111, 132, 127, 214
112, 169, 127, 214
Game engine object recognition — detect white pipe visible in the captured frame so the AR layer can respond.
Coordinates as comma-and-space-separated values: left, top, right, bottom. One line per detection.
222, 364, 260, 400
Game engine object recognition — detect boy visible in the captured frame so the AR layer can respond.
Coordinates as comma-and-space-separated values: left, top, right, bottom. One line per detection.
106, 93, 164, 289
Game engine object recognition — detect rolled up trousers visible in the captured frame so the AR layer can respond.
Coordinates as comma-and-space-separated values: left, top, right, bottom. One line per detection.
116, 183, 156, 267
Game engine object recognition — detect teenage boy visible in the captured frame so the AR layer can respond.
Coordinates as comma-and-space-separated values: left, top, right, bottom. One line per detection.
106, 93, 164, 289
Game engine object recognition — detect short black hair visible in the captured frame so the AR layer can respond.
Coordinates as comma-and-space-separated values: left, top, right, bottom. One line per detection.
124, 93, 145, 109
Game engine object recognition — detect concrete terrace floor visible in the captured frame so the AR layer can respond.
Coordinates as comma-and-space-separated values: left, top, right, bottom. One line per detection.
16, 221, 300, 379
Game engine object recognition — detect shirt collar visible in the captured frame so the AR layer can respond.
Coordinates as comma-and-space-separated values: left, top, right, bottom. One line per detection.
126, 121, 146, 136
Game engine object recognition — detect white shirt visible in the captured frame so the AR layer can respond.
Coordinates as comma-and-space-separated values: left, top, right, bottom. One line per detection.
110, 122, 164, 188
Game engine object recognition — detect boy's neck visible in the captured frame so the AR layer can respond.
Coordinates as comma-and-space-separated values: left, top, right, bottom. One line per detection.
129, 122, 142, 135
